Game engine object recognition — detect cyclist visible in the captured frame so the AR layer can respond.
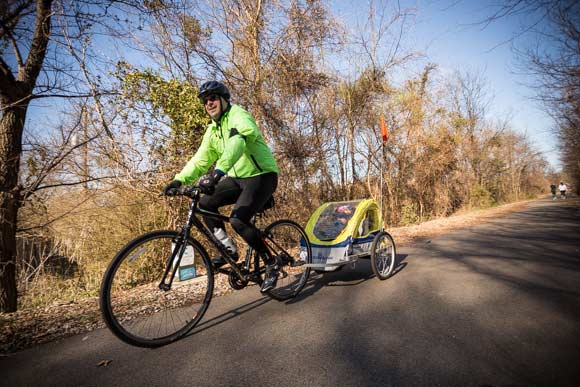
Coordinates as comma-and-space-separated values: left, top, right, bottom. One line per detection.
163, 80, 280, 292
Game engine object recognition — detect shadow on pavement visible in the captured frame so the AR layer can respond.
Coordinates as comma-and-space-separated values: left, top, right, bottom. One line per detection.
187, 296, 272, 338
287, 252, 408, 304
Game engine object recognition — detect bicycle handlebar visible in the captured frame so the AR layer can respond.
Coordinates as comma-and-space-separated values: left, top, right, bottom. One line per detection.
164, 185, 201, 199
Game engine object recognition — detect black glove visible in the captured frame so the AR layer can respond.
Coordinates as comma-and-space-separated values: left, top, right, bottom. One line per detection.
163, 180, 182, 196
198, 170, 224, 195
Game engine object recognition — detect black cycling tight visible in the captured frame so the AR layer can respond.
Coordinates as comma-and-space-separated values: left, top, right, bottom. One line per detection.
199, 172, 278, 257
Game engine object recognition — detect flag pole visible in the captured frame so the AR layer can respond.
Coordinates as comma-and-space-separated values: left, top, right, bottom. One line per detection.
380, 141, 384, 222
379, 115, 388, 224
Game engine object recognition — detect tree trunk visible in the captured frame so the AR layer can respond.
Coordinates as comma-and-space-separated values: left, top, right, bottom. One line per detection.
0, 0, 53, 312
0, 105, 27, 312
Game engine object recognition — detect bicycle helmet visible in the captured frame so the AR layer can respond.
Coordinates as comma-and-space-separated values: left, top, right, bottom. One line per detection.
198, 80, 230, 101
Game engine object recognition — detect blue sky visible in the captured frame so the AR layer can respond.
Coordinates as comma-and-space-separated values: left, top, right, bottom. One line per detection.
414, 0, 559, 168
334, 0, 559, 168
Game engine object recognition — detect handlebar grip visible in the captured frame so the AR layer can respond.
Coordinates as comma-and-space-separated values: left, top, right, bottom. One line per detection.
164, 185, 200, 198
178, 185, 200, 198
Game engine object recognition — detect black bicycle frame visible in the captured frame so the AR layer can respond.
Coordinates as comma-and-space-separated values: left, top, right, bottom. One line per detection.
159, 189, 258, 290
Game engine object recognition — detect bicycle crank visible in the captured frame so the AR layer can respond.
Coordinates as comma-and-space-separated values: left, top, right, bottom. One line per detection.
228, 270, 249, 290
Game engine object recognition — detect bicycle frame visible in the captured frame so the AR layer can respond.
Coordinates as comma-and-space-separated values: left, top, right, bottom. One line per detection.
159, 187, 268, 291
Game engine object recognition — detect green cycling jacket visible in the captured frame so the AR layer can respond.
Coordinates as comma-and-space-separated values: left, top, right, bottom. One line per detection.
174, 104, 279, 184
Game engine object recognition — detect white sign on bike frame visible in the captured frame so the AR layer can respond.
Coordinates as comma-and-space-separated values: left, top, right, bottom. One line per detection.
171, 243, 196, 280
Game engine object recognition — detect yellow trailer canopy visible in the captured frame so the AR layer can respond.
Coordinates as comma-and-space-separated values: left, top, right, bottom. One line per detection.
304, 199, 383, 271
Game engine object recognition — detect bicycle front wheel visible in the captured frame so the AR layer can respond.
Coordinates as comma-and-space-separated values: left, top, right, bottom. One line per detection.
263, 219, 312, 301
100, 230, 214, 347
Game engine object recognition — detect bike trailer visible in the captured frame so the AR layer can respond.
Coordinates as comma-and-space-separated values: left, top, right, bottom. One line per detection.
303, 199, 383, 271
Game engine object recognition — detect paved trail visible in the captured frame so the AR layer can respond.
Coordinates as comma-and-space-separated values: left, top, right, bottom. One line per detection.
1, 197, 579, 387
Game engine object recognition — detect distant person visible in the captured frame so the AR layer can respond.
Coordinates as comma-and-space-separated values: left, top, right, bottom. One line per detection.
550, 184, 557, 200
558, 182, 567, 199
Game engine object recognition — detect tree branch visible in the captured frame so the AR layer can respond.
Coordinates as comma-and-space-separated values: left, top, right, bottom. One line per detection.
24, 128, 102, 197
0, 56, 17, 99
20, 0, 53, 87
0, 19, 24, 68
24, 175, 118, 198
0, 91, 117, 111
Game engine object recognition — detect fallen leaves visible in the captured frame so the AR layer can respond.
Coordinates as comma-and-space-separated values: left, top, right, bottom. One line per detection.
97, 359, 112, 367
0, 274, 234, 354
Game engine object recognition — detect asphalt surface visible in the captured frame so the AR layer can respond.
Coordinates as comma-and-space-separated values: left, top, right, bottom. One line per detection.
1, 197, 579, 387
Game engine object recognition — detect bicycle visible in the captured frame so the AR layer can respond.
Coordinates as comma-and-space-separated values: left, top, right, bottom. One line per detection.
99, 185, 312, 348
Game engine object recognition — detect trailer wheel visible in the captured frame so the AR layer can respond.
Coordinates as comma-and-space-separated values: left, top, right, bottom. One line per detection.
370, 231, 396, 280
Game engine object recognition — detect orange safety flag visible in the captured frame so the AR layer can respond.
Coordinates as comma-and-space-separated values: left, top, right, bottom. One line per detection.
380, 115, 388, 142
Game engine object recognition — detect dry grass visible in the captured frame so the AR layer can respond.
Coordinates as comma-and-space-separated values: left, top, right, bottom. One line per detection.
0, 196, 559, 353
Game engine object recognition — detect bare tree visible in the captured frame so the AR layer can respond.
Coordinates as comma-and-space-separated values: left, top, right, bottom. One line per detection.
0, 0, 150, 312
482, 0, 580, 192
520, 2, 580, 193
1, 0, 53, 313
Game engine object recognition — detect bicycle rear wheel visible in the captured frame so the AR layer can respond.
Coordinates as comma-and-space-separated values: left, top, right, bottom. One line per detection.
262, 219, 312, 301
100, 230, 214, 347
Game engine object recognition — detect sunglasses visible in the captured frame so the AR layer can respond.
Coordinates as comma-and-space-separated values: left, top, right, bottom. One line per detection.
202, 94, 220, 105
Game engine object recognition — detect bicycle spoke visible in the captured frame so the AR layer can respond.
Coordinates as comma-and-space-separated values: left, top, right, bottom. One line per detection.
371, 232, 396, 280
262, 220, 312, 301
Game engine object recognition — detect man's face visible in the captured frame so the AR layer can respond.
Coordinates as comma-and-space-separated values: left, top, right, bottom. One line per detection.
203, 94, 222, 120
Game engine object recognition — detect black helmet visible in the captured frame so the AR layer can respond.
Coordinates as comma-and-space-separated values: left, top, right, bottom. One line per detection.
198, 80, 230, 101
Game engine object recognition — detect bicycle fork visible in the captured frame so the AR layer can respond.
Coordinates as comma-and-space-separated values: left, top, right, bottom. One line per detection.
159, 200, 197, 291
159, 234, 187, 291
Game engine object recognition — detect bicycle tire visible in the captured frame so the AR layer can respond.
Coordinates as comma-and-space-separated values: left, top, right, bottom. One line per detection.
370, 231, 396, 280
262, 219, 312, 301
100, 230, 214, 347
